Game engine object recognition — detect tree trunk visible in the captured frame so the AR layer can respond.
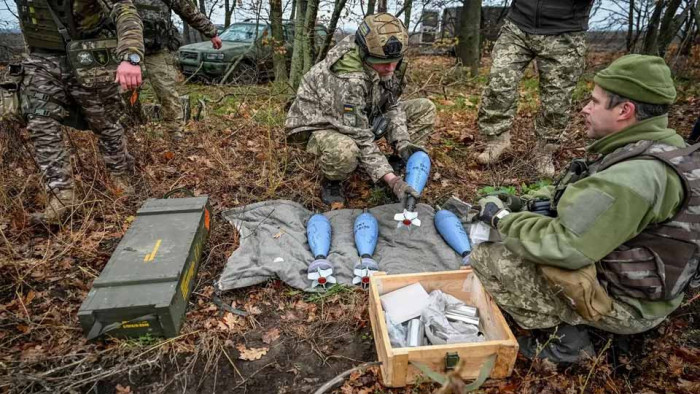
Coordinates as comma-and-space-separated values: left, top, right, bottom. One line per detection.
627, 0, 635, 51
289, 0, 307, 90
404, 0, 413, 30
657, 0, 684, 57
642, 0, 667, 55
183, 23, 191, 44
302, 0, 319, 74
455, 0, 481, 76
224, 0, 234, 28
270, 0, 288, 84
377, 0, 387, 13
366, 0, 376, 16
316, 0, 347, 63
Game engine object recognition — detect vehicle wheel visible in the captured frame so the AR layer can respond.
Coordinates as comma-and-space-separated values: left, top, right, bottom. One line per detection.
225, 62, 259, 85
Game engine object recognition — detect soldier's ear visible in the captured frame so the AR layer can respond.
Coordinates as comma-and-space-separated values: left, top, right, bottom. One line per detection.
619, 101, 636, 121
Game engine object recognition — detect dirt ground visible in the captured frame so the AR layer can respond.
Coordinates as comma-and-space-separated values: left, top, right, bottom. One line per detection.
1, 50, 699, 393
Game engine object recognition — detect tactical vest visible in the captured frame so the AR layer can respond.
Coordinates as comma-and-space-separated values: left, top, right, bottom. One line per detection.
554, 140, 700, 301
133, 0, 172, 51
18, 0, 74, 52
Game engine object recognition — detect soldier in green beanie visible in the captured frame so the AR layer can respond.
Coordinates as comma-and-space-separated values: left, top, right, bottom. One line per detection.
467, 54, 700, 364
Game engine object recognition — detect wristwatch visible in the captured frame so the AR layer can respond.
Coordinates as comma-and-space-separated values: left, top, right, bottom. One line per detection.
123, 53, 141, 66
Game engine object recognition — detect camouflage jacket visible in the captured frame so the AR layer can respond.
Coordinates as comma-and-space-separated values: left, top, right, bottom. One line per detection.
134, 0, 217, 46
285, 35, 411, 183
167, 0, 217, 38
17, 0, 144, 58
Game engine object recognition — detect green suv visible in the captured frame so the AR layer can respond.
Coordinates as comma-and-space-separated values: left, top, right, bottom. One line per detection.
178, 21, 329, 83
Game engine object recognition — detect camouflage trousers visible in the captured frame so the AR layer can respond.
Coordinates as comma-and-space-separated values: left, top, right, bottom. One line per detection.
20, 53, 133, 191
470, 242, 665, 335
144, 50, 183, 124
478, 20, 586, 141
307, 98, 436, 181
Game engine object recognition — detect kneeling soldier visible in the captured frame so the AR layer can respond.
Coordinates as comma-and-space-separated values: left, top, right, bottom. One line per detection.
285, 13, 436, 205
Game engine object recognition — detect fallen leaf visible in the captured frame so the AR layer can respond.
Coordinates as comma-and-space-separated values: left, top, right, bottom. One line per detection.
236, 344, 268, 361
262, 328, 280, 344
162, 151, 175, 160
273, 231, 284, 239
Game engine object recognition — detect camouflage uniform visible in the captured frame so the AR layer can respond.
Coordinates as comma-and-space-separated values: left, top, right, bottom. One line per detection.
286, 36, 436, 182
17, 0, 144, 191
136, 0, 217, 126
478, 19, 586, 141
470, 243, 664, 335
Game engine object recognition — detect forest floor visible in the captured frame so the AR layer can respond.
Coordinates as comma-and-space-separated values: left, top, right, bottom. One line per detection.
1, 50, 699, 393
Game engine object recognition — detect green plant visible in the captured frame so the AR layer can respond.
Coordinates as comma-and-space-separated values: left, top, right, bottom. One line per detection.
521, 179, 552, 194
477, 185, 517, 196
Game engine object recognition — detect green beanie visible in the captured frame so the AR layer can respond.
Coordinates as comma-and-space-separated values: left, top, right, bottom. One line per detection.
594, 54, 676, 105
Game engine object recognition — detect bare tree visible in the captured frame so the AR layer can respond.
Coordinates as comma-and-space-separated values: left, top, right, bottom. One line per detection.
455, 0, 481, 76
366, 0, 376, 15
315, 0, 348, 62
224, 0, 236, 27
270, 0, 288, 83
289, 0, 307, 88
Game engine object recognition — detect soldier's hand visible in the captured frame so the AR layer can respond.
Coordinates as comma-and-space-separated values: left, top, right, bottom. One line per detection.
477, 196, 510, 228
211, 35, 223, 50
115, 62, 143, 91
387, 176, 420, 202
395, 140, 426, 162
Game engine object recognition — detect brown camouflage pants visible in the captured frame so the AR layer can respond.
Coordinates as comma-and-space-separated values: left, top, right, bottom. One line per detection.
144, 49, 183, 124
470, 242, 666, 335
307, 98, 436, 181
20, 53, 132, 191
478, 20, 587, 141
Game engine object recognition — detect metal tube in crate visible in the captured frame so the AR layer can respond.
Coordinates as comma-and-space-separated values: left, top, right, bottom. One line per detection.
446, 305, 478, 317
406, 318, 424, 347
444, 311, 480, 326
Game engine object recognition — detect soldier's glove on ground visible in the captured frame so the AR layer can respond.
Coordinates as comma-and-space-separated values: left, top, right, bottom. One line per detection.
387, 177, 420, 202
395, 140, 427, 162
478, 196, 510, 228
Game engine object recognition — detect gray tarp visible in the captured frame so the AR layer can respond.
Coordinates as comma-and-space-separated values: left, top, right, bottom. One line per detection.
216, 199, 466, 292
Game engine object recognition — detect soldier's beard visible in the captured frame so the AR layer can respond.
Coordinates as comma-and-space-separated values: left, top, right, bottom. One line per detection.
379, 74, 394, 82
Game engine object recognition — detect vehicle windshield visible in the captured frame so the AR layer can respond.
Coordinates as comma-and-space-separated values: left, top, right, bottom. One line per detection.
219, 23, 267, 42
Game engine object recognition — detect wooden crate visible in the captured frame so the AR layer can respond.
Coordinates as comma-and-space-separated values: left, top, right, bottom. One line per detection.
368, 269, 518, 387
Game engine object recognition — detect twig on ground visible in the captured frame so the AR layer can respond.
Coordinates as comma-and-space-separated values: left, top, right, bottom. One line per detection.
313, 361, 381, 394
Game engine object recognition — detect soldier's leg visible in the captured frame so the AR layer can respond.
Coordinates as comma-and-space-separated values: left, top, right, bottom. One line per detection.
477, 21, 536, 164
471, 242, 666, 335
401, 98, 436, 144
478, 21, 535, 138
533, 32, 586, 142
307, 130, 360, 181
530, 32, 587, 177
20, 54, 76, 222
470, 242, 569, 329
69, 79, 134, 189
145, 50, 184, 132
20, 54, 72, 191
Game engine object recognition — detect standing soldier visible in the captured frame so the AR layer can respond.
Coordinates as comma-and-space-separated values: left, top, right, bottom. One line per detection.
476, 0, 595, 177
285, 13, 436, 205
16, 0, 145, 223
134, 0, 221, 138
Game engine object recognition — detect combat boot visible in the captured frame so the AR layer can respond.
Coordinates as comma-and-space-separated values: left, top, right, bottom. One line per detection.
44, 189, 76, 224
476, 132, 511, 165
111, 173, 135, 195
533, 141, 559, 178
517, 324, 595, 364
321, 179, 346, 206
164, 121, 185, 141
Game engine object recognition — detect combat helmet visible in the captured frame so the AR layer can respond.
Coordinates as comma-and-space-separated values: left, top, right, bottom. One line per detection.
355, 13, 409, 64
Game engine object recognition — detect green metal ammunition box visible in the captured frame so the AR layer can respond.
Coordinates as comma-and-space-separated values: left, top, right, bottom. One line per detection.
78, 196, 212, 339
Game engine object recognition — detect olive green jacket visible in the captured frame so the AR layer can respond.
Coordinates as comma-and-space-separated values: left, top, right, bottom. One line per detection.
497, 115, 686, 318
